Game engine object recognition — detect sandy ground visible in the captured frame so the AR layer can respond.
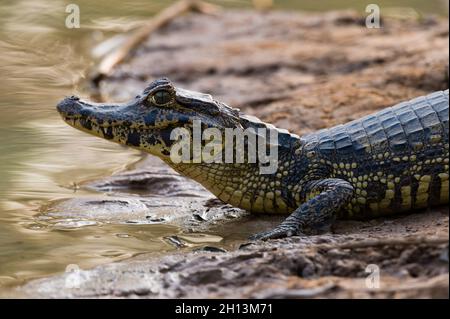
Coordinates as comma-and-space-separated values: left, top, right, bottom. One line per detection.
18, 9, 449, 298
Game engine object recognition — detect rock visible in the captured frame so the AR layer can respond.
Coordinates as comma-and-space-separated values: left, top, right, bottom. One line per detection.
37, 156, 249, 231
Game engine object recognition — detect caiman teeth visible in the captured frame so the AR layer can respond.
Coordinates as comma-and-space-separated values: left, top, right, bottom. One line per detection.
64, 117, 75, 126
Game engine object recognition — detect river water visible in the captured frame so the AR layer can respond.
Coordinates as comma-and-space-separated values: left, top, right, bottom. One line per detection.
0, 0, 445, 290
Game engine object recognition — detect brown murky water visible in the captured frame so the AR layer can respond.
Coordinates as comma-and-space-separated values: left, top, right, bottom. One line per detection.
0, 0, 446, 290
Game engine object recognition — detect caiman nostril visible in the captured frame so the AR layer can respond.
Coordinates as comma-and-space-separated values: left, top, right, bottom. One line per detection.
56, 96, 82, 114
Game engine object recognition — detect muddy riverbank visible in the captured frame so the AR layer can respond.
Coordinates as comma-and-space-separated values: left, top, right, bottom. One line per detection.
18, 9, 449, 298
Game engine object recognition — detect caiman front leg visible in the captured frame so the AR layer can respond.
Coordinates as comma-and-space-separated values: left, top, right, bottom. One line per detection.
249, 179, 354, 241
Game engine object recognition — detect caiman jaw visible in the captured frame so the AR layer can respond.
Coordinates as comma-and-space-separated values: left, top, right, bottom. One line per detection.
57, 95, 121, 140
56, 93, 177, 159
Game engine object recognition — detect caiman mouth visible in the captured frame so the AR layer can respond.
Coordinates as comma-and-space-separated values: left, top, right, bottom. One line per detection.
56, 95, 143, 142
56, 95, 175, 155
62, 114, 116, 139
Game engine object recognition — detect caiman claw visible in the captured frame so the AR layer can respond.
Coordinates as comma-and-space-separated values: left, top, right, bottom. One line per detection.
249, 225, 300, 241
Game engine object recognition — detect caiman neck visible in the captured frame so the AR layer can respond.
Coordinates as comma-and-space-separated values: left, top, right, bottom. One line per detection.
166, 134, 305, 214
170, 161, 272, 212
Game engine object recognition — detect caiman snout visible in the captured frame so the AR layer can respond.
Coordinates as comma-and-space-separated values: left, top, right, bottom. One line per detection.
56, 95, 138, 142
56, 96, 83, 116
56, 95, 101, 135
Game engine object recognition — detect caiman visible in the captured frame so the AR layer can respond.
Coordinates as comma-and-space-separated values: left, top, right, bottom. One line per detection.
57, 78, 449, 240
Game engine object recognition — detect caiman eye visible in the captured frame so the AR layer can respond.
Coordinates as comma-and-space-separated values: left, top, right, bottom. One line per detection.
150, 90, 172, 106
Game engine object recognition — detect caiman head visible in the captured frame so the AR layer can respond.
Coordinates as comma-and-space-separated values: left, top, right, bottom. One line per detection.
57, 78, 303, 212
56, 78, 243, 162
